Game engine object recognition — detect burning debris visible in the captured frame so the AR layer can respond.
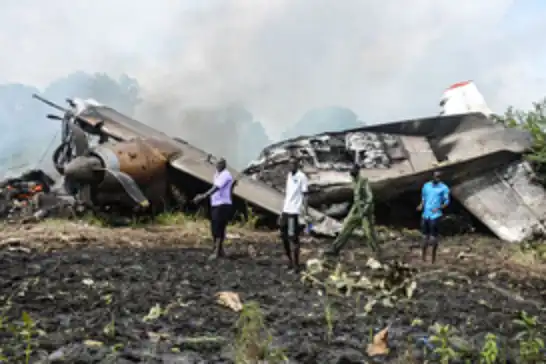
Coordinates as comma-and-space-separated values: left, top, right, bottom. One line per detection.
0, 169, 61, 221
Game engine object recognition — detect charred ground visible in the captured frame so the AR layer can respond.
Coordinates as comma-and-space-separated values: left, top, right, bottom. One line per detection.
0, 218, 544, 363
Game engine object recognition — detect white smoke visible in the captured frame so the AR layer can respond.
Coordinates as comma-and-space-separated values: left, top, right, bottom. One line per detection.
0, 0, 545, 141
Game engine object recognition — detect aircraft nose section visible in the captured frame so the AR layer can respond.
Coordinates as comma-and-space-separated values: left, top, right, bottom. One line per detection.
64, 156, 102, 183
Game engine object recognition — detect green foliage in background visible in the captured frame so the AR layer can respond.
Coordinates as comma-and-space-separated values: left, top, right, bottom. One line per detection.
494, 98, 546, 186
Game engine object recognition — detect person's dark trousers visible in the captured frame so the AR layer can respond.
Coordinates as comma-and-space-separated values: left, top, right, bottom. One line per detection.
279, 213, 301, 271
328, 209, 379, 256
210, 204, 232, 259
421, 216, 441, 263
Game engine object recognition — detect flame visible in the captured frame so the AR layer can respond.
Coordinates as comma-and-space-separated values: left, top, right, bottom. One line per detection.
8, 183, 45, 200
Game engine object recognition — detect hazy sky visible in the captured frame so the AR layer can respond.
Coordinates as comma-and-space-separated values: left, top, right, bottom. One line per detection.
1, 0, 545, 138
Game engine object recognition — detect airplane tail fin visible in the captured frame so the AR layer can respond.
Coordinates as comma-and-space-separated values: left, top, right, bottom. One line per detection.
440, 81, 493, 117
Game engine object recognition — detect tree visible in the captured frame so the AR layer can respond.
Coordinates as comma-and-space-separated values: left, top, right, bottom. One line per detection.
494, 98, 546, 185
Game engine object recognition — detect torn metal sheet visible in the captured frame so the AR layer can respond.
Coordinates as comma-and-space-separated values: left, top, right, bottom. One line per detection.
451, 160, 546, 242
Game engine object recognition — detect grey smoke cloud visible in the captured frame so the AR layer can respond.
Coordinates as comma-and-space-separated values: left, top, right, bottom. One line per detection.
1, 0, 545, 141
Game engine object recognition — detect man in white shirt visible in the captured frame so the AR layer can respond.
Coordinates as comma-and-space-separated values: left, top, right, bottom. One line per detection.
279, 157, 309, 272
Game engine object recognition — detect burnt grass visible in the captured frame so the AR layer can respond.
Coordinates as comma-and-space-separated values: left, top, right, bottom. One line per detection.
0, 222, 545, 363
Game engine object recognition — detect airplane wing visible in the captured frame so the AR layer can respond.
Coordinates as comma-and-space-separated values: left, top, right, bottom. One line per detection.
68, 104, 343, 236
72, 105, 176, 142
168, 154, 342, 235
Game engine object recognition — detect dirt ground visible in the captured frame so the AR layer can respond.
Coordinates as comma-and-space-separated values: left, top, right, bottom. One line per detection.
0, 219, 544, 363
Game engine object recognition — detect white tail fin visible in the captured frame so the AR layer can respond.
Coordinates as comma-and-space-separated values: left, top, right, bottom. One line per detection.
439, 81, 493, 117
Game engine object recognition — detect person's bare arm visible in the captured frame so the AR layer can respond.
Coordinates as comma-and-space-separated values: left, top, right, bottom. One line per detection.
441, 186, 450, 210
201, 185, 219, 200
301, 174, 310, 218
193, 173, 231, 203
417, 185, 425, 211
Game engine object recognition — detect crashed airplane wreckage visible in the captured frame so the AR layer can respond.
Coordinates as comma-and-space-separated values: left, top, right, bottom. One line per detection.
244, 81, 546, 243
16, 81, 546, 242
29, 94, 342, 235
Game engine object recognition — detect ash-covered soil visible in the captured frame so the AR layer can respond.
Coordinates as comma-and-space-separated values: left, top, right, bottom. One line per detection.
0, 222, 544, 363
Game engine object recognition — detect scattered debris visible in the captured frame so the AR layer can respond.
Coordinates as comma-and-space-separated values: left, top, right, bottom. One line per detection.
216, 291, 243, 312
302, 256, 418, 309
0, 169, 62, 221
366, 257, 382, 270
367, 326, 390, 356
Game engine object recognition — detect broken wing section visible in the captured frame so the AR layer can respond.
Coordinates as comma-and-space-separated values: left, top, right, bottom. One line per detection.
168, 156, 342, 236
451, 160, 546, 242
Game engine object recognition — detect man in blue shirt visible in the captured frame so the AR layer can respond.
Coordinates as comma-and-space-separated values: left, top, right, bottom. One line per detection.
417, 171, 450, 263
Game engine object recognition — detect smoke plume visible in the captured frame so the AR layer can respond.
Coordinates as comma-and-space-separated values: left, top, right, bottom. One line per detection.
133, 0, 546, 137
0, 0, 545, 168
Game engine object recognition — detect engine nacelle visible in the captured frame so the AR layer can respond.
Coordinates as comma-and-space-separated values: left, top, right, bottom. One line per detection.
91, 139, 170, 189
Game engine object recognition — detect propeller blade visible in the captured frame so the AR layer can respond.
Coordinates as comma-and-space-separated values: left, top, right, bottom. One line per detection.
77, 185, 93, 206
66, 98, 76, 108
68, 122, 90, 157
47, 114, 63, 120
103, 169, 150, 208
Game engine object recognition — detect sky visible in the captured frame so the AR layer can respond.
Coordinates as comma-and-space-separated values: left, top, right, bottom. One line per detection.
1, 0, 545, 139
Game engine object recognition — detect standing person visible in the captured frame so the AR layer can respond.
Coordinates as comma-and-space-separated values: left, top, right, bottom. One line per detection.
324, 164, 379, 256
193, 158, 234, 260
279, 158, 310, 272
417, 171, 450, 264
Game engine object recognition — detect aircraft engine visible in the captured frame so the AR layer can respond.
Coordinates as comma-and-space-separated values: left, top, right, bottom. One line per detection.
91, 140, 168, 189
60, 138, 171, 208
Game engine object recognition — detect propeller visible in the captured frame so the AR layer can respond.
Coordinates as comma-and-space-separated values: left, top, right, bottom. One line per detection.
52, 114, 91, 175
52, 106, 150, 210
101, 169, 150, 208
